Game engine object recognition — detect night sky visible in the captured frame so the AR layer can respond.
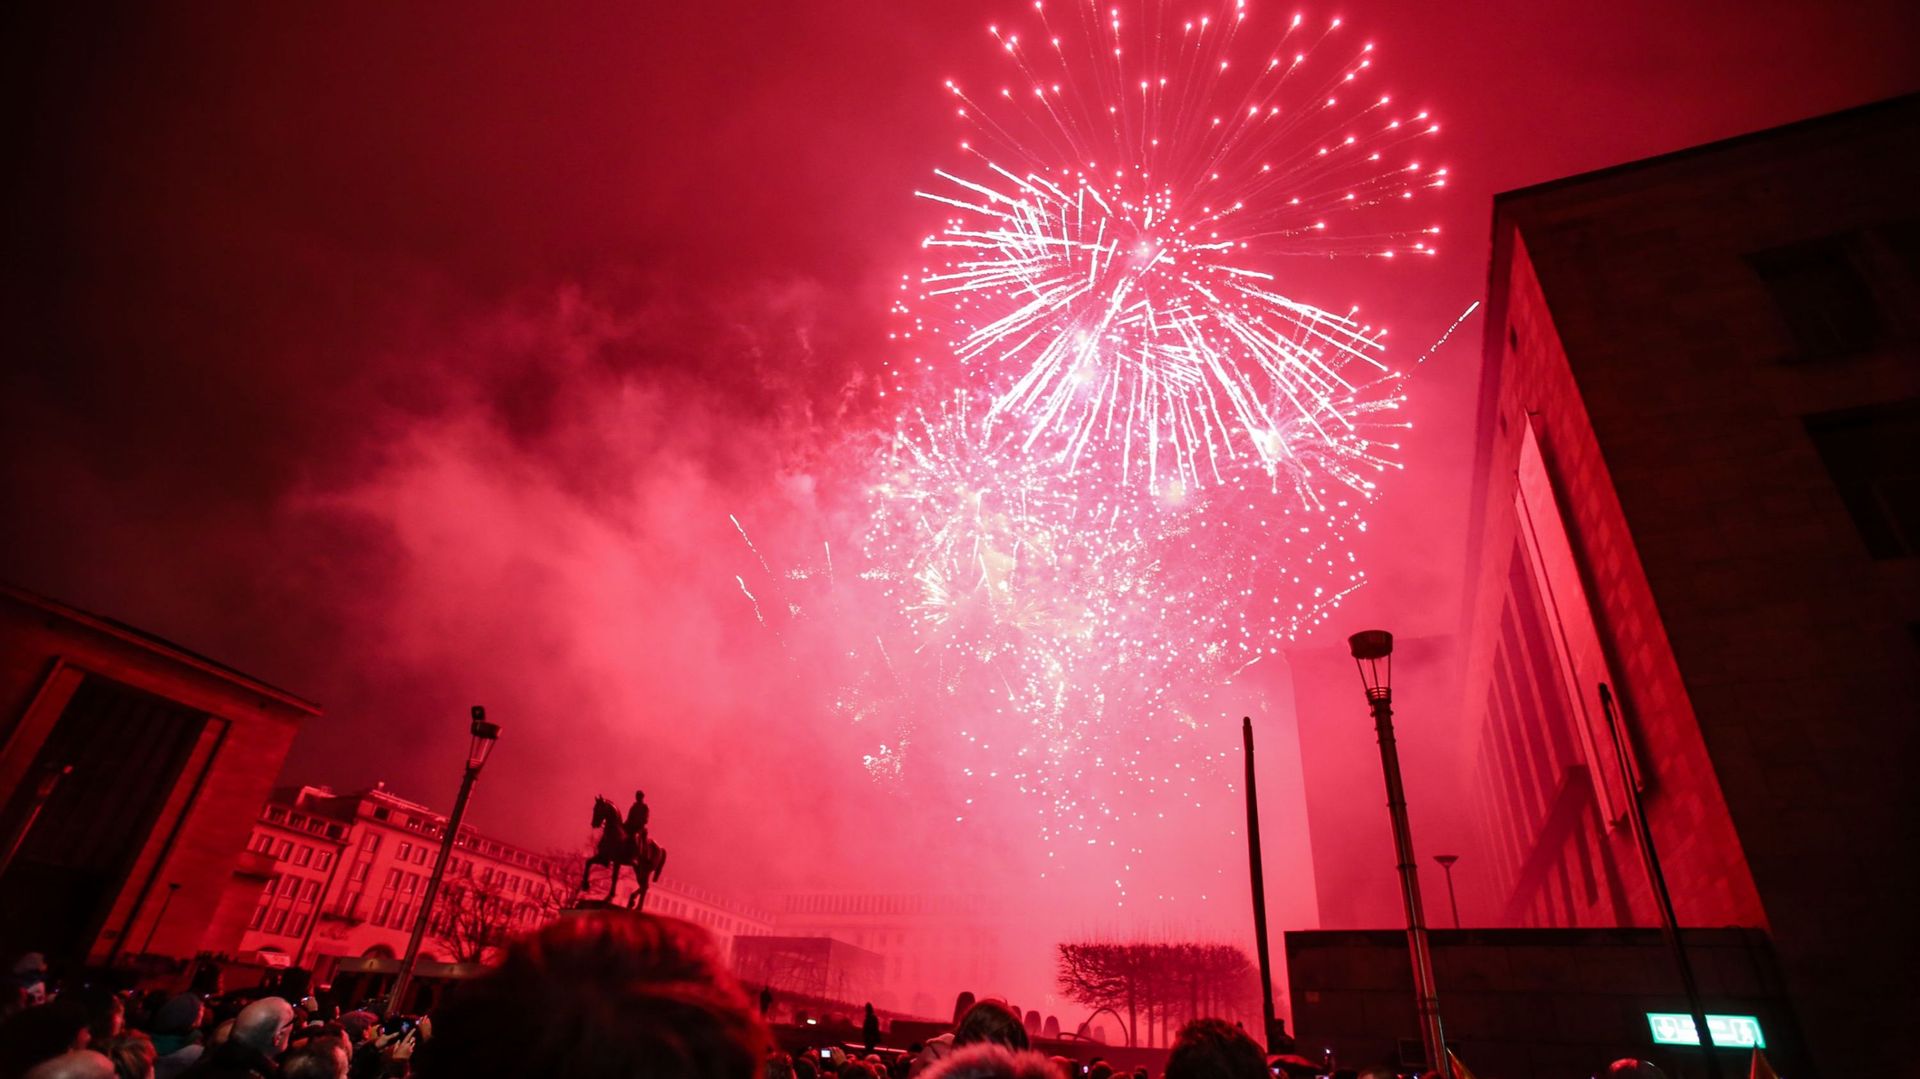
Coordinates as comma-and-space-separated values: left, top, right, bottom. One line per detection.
4, 0, 1914, 1006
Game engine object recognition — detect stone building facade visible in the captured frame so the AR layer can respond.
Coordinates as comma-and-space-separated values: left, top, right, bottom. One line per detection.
1458, 95, 1919, 1074
0, 584, 319, 966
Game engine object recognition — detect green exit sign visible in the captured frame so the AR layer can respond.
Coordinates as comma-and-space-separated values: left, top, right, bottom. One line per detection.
1646, 1013, 1765, 1049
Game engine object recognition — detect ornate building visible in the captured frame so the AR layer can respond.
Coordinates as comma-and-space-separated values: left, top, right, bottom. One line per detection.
222, 782, 772, 981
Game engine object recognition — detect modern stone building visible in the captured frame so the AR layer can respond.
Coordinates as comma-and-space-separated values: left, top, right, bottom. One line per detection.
0, 584, 320, 966
1457, 94, 1918, 1075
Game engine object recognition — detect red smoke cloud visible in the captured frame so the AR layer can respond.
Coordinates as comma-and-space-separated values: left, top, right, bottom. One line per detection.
3, 0, 1913, 1013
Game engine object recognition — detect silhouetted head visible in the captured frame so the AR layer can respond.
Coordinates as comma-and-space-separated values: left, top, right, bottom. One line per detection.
232, 997, 295, 1057
23, 1050, 114, 1079
92, 1031, 155, 1079
282, 1039, 349, 1079
415, 910, 766, 1079
922, 1044, 1060, 1079
635, 790, 645, 802
1165, 1018, 1266, 1079
0, 999, 92, 1075
954, 1001, 1028, 1051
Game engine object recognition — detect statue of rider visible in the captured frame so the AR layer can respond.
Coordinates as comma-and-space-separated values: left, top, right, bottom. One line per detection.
624, 789, 650, 859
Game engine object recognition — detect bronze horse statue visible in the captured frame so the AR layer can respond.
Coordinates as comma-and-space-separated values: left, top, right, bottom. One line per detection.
583, 795, 666, 909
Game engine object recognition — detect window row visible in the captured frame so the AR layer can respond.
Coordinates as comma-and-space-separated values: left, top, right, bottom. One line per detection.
247, 903, 311, 939
249, 832, 335, 871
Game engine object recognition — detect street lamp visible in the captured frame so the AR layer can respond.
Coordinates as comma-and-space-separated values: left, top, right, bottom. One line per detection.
1432, 855, 1461, 930
388, 706, 500, 1016
1349, 630, 1450, 1079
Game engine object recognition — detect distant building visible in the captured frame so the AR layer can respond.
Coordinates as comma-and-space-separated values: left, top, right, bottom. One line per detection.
770, 893, 1001, 1016
1458, 95, 1918, 1074
224, 784, 564, 979
0, 584, 320, 966
732, 935, 884, 1006
221, 782, 773, 982
642, 876, 776, 957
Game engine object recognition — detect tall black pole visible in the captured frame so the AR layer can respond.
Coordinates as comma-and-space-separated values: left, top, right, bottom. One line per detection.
0, 764, 70, 881
388, 761, 479, 1017
1365, 692, 1450, 1078
1599, 684, 1722, 1078
1242, 717, 1281, 1050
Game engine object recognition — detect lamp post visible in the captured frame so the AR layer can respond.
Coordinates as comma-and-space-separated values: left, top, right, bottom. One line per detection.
1432, 855, 1461, 930
387, 706, 499, 1017
1349, 630, 1450, 1079
139, 882, 182, 956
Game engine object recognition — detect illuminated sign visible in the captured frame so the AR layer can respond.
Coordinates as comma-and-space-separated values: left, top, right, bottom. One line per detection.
1645, 1013, 1765, 1049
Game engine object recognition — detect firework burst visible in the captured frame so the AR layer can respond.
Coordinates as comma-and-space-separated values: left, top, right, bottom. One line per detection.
907, 0, 1443, 496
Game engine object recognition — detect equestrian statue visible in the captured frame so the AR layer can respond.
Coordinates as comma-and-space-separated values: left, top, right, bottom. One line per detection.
582, 790, 667, 910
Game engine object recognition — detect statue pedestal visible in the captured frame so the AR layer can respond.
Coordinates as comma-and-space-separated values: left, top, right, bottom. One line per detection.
562, 899, 622, 915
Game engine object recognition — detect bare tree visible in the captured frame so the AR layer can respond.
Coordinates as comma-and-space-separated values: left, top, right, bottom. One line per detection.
430, 853, 580, 965
1057, 939, 1260, 1047
538, 848, 587, 912
1057, 941, 1148, 1046
434, 873, 514, 965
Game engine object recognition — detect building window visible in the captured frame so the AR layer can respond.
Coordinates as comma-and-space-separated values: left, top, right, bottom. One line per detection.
414, 848, 428, 866
290, 914, 309, 937
314, 851, 333, 871
1805, 399, 1920, 558
349, 861, 369, 883
397, 841, 412, 861
269, 909, 288, 934
302, 880, 321, 901
374, 898, 393, 925
249, 905, 267, 930
386, 868, 403, 888
274, 840, 293, 861
294, 846, 312, 867
361, 833, 380, 852
1747, 235, 1883, 361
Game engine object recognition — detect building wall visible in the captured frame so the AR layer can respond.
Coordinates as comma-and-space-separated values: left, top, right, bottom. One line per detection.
215, 784, 775, 981
641, 877, 774, 958
221, 785, 567, 974
0, 585, 317, 965
1464, 95, 1920, 1074
1287, 928, 1802, 1079
772, 893, 1002, 1017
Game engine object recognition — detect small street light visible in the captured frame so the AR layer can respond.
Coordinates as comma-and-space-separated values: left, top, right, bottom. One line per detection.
1433, 854, 1461, 930
388, 706, 500, 1016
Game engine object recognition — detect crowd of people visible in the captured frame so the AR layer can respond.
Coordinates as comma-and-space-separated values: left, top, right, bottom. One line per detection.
3, 913, 1676, 1079
1, 950, 436, 1079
